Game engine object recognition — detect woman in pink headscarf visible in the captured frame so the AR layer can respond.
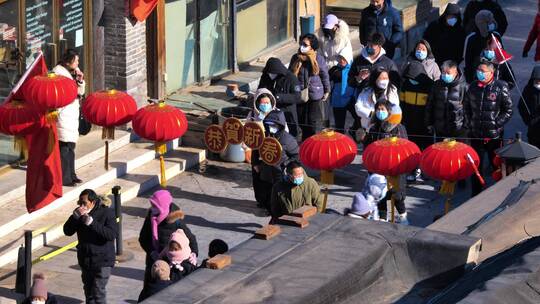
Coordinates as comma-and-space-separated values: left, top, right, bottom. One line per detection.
160, 229, 197, 282
138, 190, 198, 285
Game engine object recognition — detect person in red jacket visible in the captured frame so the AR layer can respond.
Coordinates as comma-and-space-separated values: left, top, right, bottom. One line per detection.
523, 2, 540, 61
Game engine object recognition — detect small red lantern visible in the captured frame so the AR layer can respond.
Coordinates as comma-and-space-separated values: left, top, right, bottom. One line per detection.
132, 100, 188, 187
23, 73, 78, 116
0, 100, 44, 159
362, 137, 421, 222
420, 139, 480, 214
82, 89, 137, 169
300, 129, 357, 185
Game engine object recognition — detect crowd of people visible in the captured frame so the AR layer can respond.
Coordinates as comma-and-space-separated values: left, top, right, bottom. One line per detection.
251, 0, 540, 224
25, 0, 540, 302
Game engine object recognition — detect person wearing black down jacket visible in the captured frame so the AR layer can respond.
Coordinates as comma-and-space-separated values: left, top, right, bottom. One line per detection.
63, 189, 117, 304
519, 66, 540, 149
359, 0, 403, 59
423, 3, 466, 65
425, 60, 469, 142
464, 61, 512, 196
258, 57, 302, 139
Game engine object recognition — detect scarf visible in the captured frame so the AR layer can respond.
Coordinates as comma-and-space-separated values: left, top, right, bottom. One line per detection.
291, 49, 320, 77
340, 63, 352, 96
149, 190, 173, 251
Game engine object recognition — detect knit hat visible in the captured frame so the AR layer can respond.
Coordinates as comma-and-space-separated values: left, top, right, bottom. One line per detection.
149, 190, 173, 250
30, 273, 47, 299
208, 239, 229, 258
475, 10, 497, 38
349, 193, 372, 217
151, 260, 171, 281
161, 229, 191, 264
404, 60, 426, 80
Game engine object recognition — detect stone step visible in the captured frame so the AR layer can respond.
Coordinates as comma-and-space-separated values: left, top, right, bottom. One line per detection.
0, 146, 206, 268
0, 137, 181, 240
0, 129, 132, 208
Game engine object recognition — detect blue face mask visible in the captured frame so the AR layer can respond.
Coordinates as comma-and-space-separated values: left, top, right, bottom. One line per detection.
409, 79, 419, 85
293, 176, 304, 186
488, 23, 496, 32
376, 110, 388, 121
441, 73, 455, 84
476, 70, 486, 81
415, 50, 427, 60
447, 17, 458, 27
483, 50, 495, 60
258, 103, 272, 113
366, 47, 375, 55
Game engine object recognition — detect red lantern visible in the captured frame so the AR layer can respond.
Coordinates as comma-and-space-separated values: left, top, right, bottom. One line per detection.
23, 73, 78, 115
420, 139, 480, 214
362, 137, 421, 177
0, 100, 44, 159
82, 89, 137, 170
300, 129, 357, 185
362, 137, 420, 222
132, 101, 188, 187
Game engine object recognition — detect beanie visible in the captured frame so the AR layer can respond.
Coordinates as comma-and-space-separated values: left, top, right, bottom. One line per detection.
31, 273, 47, 299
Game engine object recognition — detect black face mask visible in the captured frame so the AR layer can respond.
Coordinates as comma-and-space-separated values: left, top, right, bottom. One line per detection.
323, 28, 336, 40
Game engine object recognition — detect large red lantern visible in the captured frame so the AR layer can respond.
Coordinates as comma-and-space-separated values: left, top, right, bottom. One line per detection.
83, 89, 137, 170
420, 139, 481, 214
23, 73, 78, 115
362, 137, 421, 222
132, 100, 188, 187
300, 129, 357, 184
0, 100, 44, 159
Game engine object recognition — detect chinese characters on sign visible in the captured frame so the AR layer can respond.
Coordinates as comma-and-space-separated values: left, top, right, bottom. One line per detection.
25, 0, 53, 67
204, 124, 227, 153
222, 117, 244, 145
260, 137, 282, 166
243, 122, 265, 149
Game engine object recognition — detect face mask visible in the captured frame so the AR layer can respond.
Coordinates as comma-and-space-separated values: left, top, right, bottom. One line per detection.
534, 83, 540, 90
447, 17, 458, 27
488, 23, 496, 32
300, 45, 311, 54
366, 47, 375, 56
483, 50, 495, 60
268, 73, 278, 80
258, 103, 271, 113
269, 126, 279, 134
293, 176, 304, 186
31, 301, 45, 304
476, 70, 486, 81
415, 50, 427, 60
376, 79, 389, 89
409, 79, 419, 85
375, 110, 388, 121
323, 28, 335, 40
441, 73, 455, 83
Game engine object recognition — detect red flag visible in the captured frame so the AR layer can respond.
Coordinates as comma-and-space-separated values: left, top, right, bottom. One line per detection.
490, 34, 513, 65
130, 0, 158, 22
5, 52, 63, 213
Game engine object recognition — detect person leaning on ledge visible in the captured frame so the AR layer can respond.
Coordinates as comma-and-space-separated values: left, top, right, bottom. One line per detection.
270, 161, 323, 221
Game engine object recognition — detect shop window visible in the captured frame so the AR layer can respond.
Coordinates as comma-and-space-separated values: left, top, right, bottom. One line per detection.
236, 0, 294, 63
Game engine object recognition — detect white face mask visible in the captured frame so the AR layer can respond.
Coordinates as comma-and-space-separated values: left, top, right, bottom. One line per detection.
376, 79, 389, 90
31, 301, 45, 304
300, 45, 311, 54
268, 73, 278, 80
269, 126, 279, 134
535, 83, 540, 90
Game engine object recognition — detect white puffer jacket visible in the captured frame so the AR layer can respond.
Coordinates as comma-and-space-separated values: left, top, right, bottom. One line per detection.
52, 65, 85, 143
355, 86, 400, 129
318, 19, 355, 68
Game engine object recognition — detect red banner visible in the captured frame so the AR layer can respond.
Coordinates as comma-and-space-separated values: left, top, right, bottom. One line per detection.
130, 0, 159, 22
4, 53, 63, 213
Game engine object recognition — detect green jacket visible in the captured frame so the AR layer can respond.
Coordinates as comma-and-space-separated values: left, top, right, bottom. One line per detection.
270, 175, 323, 218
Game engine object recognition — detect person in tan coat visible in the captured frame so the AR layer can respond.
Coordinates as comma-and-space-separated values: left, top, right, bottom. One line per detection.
270, 161, 323, 219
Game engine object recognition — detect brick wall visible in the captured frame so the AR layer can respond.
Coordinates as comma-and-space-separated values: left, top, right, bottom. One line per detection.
103, 0, 148, 107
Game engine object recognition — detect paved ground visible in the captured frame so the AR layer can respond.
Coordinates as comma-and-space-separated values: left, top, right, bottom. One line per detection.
0, 0, 536, 303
